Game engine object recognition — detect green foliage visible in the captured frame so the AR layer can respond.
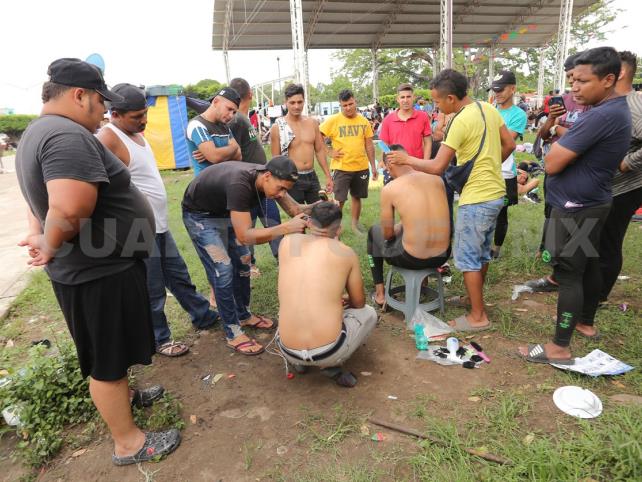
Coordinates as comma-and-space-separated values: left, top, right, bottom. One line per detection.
0, 342, 95, 468
182, 78, 226, 101
0, 115, 38, 138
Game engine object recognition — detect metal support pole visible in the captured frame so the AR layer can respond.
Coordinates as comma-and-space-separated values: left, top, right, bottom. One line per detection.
289, 0, 309, 114
439, 0, 453, 69
554, 0, 574, 92
371, 48, 379, 102
537, 47, 546, 108
222, 0, 233, 84
223, 50, 231, 84
488, 46, 495, 89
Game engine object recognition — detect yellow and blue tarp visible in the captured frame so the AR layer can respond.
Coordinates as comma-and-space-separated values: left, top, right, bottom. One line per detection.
145, 85, 190, 170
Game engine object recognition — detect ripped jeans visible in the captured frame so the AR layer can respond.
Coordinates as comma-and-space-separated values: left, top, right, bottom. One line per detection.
182, 209, 252, 340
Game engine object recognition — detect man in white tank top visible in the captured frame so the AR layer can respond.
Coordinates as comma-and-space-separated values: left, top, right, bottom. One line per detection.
97, 84, 220, 358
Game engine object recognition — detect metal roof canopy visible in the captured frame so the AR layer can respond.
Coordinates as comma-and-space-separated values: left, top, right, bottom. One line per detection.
212, 0, 597, 51
213, 0, 597, 108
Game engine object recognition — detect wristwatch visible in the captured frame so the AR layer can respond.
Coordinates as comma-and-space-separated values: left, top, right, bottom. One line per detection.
549, 125, 558, 137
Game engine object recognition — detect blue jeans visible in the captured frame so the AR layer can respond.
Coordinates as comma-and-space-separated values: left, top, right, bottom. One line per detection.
250, 198, 282, 260
454, 198, 504, 272
182, 209, 252, 340
143, 231, 220, 346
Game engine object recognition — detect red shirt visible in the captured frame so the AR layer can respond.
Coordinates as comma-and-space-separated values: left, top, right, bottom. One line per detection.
379, 109, 432, 158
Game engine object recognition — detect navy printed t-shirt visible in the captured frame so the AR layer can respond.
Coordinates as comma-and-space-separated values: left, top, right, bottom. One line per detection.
547, 95, 631, 211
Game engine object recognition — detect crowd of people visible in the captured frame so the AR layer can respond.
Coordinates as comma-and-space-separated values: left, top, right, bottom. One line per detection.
13, 45, 640, 465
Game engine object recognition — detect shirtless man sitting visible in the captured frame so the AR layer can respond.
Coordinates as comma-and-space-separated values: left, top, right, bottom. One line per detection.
270, 83, 333, 203
368, 145, 451, 307
276, 202, 377, 387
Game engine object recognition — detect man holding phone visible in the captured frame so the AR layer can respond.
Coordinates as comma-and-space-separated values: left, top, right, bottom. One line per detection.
519, 47, 631, 364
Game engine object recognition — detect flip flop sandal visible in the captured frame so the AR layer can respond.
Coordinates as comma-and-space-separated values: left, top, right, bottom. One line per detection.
521, 343, 574, 365
240, 315, 275, 330
227, 339, 265, 356
447, 295, 470, 308
156, 341, 189, 357
577, 329, 602, 341
112, 429, 181, 466
131, 385, 165, 408
449, 315, 491, 332
370, 291, 386, 310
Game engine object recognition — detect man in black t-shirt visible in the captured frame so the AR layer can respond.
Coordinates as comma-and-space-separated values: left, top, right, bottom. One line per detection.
519, 47, 632, 365
16, 58, 180, 465
182, 157, 313, 355
228, 77, 282, 268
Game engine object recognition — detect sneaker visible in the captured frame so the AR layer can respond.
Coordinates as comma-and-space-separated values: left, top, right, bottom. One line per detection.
522, 194, 537, 204
112, 429, 181, 466
524, 277, 558, 292
527, 191, 541, 203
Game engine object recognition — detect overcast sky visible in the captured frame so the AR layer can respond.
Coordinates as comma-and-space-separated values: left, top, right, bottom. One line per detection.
1, 0, 639, 114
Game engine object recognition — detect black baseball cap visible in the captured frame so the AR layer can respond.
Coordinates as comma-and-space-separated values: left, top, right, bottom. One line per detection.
109, 83, 147, 111
266, 155, 298, 182
208, 87, 241, 107
47, 58, 123, 102
488, 70, 517, 92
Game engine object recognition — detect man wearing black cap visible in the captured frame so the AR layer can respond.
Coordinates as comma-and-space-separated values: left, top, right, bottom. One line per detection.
489, 70, 527, 259
15, 59, 180, 464
97, 83, 221, 358
182, 156, 312, 355
186, 87, 242, 176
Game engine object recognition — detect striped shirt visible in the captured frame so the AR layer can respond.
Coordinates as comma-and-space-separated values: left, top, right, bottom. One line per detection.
612, 91, 642, 197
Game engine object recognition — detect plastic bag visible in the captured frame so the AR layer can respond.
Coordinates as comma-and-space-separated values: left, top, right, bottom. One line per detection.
411, 308, 453, 340
416, 346, 461, 366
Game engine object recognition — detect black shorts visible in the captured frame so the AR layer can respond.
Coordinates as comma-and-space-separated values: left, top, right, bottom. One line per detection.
384, 230, 450, 269
505, 177, 518, 206
288, 171, 321, 204
51, 261, 155, 381
332, 169, 370, 202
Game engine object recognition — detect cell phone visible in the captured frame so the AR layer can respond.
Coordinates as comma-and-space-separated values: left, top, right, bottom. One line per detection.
549, 96, 566, 112
376, 140, 391, 153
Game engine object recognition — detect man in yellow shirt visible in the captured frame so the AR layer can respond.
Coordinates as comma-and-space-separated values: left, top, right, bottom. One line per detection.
320, 90, 377, 232
387, 69, 515, 331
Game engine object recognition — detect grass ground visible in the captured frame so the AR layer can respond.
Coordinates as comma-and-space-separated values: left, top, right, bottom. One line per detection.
1, 135, 641, 480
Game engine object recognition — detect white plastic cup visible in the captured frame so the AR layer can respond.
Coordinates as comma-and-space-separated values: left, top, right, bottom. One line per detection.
446, 337, 459, 360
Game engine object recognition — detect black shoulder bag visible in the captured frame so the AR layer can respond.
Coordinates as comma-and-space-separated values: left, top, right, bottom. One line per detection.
443, 101, 487, 194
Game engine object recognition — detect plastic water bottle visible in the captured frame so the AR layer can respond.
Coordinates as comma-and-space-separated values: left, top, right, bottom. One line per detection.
414, 324, 428, 351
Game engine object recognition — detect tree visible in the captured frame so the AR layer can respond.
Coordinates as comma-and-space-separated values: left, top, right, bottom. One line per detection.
183, 79, 225, 100
0, 114, 38, 139
328, 0, 620, 99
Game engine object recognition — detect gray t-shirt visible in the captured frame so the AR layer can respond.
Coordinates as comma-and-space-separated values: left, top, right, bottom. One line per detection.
16, 115, 155, 285
229, 112, 267, 165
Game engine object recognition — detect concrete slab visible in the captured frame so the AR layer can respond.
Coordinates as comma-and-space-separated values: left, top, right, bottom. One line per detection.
0, 155, 32, 319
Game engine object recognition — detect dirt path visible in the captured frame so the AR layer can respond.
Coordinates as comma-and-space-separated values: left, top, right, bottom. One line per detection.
27, 308, 565, 482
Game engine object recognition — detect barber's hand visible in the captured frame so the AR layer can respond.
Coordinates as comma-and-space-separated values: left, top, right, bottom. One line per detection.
18, 234, 55, 266
386, 150, 410, 166
548, 104, 566, 119
325, 178, 334, 194
284, 213, 308, 234
192, 149, 206, 162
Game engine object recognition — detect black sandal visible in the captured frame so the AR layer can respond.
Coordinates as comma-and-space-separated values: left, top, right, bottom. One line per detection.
131, 385, 165, 408
112, 429, 181, 466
